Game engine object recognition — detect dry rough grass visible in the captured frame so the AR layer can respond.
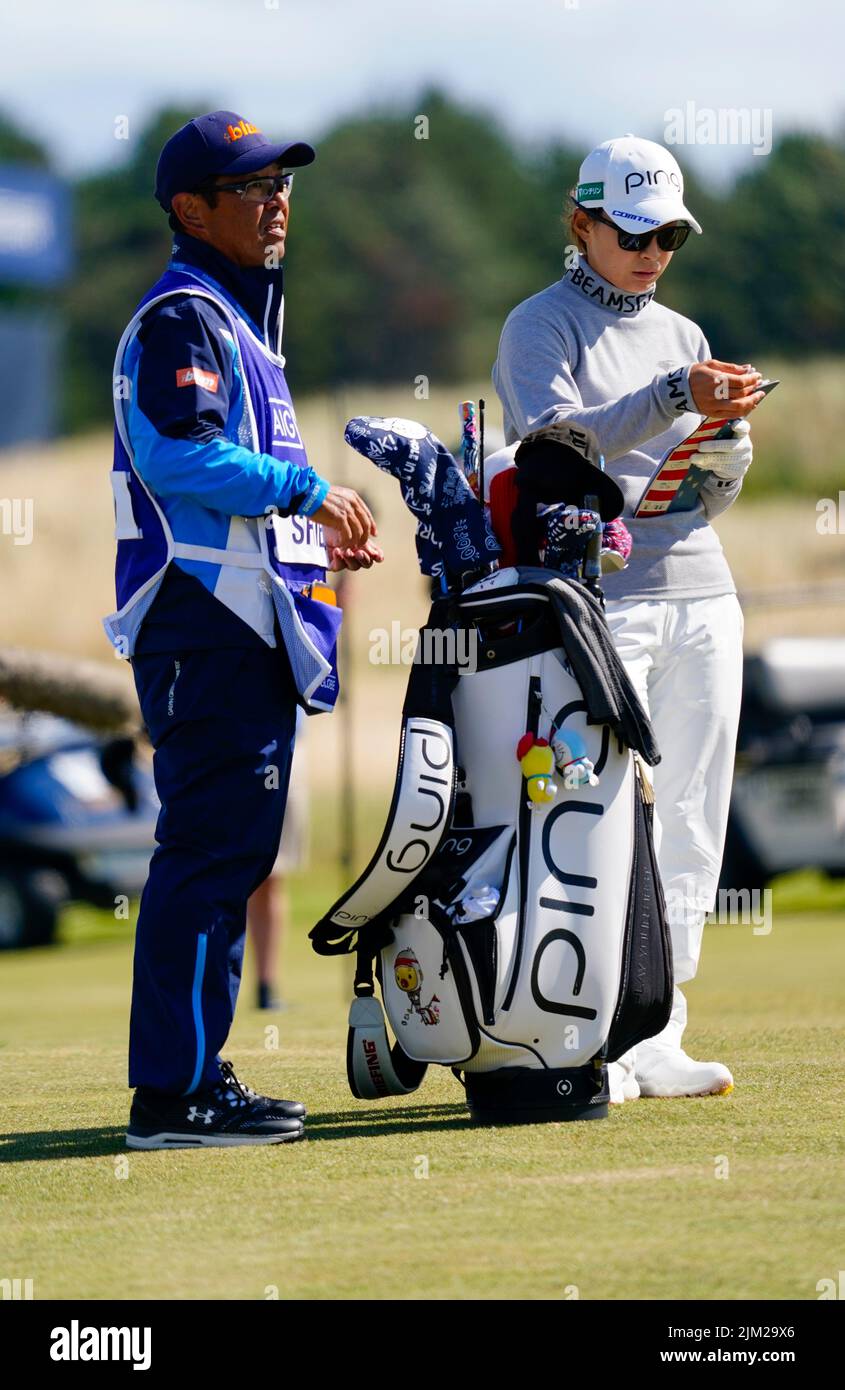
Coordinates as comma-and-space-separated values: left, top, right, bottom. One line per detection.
0, 374, 842, 788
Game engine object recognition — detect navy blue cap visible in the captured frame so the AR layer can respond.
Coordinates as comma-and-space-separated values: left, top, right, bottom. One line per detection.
155, 110, 315, 211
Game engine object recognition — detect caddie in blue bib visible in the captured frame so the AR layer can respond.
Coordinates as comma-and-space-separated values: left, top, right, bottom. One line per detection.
117, 112, 380, 1141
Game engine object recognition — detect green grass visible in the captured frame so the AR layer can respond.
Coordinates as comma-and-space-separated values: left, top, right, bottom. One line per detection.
1, 870, 843, 1301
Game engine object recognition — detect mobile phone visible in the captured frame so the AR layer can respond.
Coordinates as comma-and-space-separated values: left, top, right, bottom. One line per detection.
753, 378, 779, 399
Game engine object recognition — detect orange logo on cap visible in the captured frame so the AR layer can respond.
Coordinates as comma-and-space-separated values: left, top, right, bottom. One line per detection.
224, 119, 261, 143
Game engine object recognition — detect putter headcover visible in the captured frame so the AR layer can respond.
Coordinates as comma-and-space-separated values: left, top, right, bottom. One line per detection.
344, 416, 501, 582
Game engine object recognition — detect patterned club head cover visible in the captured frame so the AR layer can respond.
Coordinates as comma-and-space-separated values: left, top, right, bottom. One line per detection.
344, 416, 501, 581
542, 503, 601, 578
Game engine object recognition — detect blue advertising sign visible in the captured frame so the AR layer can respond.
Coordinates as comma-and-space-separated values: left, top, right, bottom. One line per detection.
0, 311, 61, 446
0, 166, 73, 287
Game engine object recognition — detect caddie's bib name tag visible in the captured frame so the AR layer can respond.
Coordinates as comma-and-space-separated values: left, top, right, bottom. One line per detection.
269, 512, 329, 566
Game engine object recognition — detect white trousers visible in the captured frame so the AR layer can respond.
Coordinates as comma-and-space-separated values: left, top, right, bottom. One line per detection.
604, 593, 744, 986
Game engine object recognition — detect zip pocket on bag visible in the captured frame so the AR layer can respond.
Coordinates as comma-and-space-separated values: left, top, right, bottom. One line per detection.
605, 757, 673, 1060
429, 912, 483, 1060
453, 831, 517, 1026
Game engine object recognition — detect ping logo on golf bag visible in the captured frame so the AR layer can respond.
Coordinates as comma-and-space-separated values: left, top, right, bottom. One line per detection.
386, 725, 451, 875
529, 782, 607, 1021
394, 948, 440, 1027
322, 717, 455, 934
530, 929, 597, 1021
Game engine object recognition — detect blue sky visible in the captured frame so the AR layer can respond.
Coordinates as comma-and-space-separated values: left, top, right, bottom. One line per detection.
5, 0, 842, 186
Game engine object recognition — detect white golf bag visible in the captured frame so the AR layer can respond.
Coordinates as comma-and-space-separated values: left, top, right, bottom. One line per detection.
311, 569, 673, 1124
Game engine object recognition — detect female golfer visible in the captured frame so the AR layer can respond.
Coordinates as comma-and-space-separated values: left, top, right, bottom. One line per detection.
493, 135, 764, 1102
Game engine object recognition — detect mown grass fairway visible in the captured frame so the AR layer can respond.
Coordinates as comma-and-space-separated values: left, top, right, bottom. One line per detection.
1, 872, 843, 1302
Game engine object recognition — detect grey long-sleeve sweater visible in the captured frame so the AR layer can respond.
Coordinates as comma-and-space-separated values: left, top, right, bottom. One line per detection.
492, 254, 743, 600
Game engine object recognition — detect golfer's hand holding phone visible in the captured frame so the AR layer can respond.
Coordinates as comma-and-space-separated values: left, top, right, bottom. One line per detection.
688, 360, 766, 417
687, 360, 769, 482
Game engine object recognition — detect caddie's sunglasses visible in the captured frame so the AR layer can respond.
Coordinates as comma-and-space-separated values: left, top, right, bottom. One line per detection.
575, 202, 690, 253
199, 172, 295, 204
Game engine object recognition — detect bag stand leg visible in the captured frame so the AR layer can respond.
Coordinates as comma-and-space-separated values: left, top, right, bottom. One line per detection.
463, 1059, 609, 1125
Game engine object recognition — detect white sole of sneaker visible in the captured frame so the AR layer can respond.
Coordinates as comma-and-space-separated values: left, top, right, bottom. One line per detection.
126, 1129, 305, 1149
638, 1081, 735, 1099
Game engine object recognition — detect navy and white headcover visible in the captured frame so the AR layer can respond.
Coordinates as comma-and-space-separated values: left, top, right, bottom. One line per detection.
344, 416, 501, 581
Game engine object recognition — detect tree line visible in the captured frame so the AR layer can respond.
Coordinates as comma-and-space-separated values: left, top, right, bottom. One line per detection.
1, 91, 843, 433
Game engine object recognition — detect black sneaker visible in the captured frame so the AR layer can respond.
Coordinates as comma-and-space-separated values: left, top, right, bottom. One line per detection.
217, 1059, 305, 1119
126, 1061, 306, 1149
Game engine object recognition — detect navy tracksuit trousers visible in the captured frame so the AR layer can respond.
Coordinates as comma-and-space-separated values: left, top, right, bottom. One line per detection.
128, 639, 298, 1094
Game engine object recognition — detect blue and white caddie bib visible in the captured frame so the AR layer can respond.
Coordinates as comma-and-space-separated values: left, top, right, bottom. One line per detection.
104, 263, 341, 713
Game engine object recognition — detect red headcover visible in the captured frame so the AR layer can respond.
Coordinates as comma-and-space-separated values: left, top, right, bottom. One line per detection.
489, 466, 519, 566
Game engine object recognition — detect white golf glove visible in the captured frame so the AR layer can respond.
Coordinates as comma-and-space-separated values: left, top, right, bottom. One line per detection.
690, 418, 753, 481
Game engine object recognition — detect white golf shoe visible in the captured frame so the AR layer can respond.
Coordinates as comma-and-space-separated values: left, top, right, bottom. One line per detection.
608, 1049, 640, 1104
635, 1045, 734, 1098
634, 986, 734, 1098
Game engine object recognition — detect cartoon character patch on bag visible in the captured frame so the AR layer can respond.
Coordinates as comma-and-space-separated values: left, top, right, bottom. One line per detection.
394, 948, 441, 1027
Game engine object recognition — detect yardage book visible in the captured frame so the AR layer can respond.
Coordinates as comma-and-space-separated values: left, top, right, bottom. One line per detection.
634, 379, 779, 517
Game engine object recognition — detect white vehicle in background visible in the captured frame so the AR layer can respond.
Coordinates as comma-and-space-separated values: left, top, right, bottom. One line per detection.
721, 639, 845, 891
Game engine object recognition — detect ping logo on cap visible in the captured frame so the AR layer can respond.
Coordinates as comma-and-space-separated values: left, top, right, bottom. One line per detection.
624, 168, 682, 194
576, 181, 604, 201
224, 118, 261, 143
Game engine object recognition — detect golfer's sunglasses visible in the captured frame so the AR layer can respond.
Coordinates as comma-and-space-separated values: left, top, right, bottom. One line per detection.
197, 172, 295, 204
574, 202, 690, 253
